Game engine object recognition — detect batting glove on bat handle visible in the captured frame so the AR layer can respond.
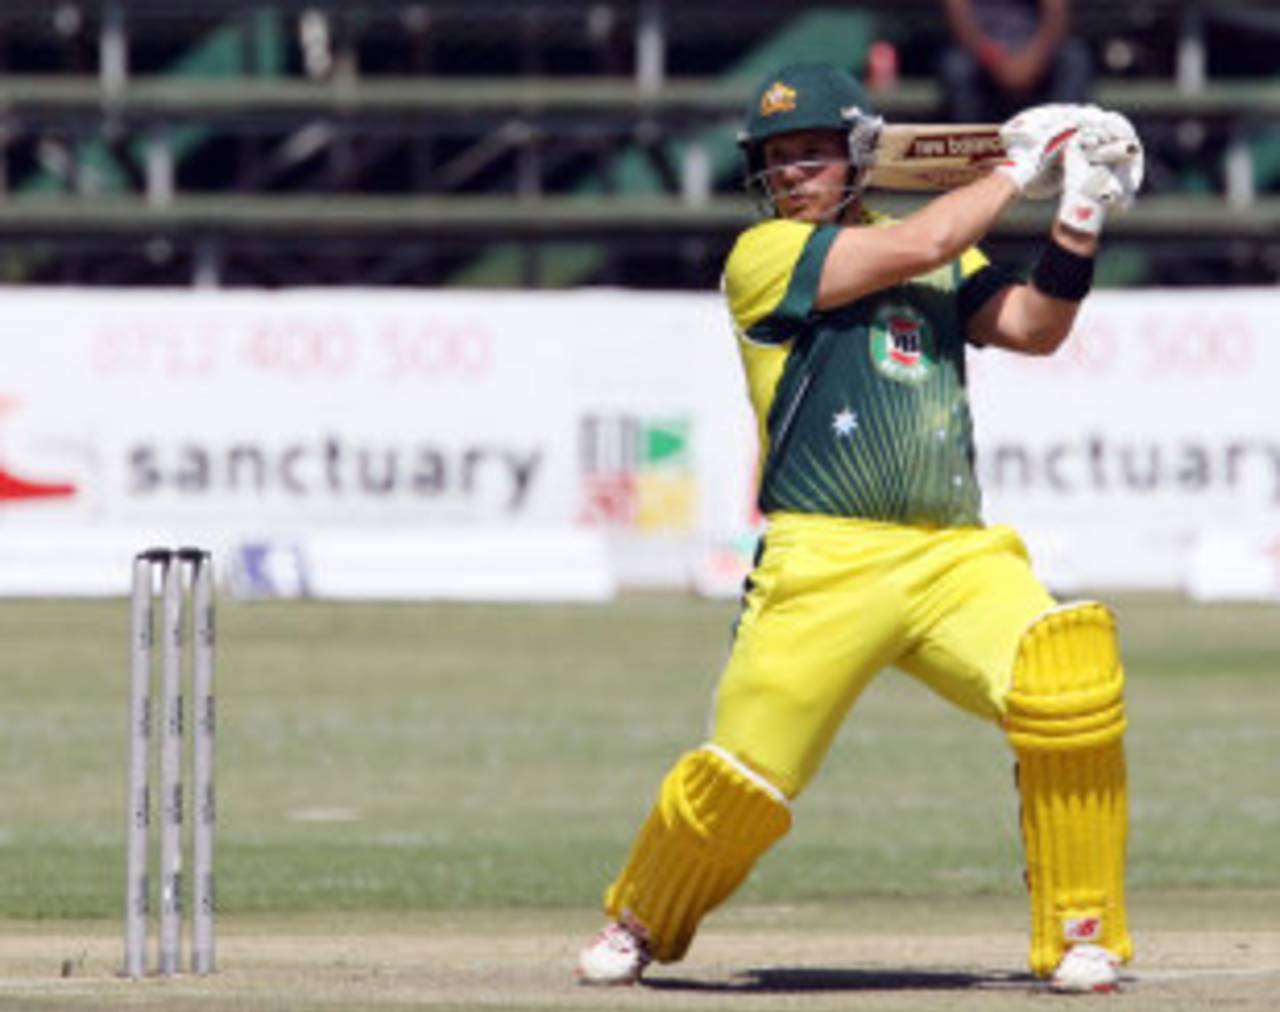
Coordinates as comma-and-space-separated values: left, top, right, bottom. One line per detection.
997, 104, 1082, 199
1057, 136, 1129, 235
1072, 108, 1144, 214
1077, 109, 1141, 162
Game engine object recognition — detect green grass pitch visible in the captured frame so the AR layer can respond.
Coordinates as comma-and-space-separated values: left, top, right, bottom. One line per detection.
0, 591, 1275, 921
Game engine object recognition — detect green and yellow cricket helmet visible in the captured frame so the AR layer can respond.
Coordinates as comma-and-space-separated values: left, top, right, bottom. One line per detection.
738, 62, 881, 208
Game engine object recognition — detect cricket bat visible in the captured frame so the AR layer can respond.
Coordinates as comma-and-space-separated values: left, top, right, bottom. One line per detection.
866, 123, 1004, 192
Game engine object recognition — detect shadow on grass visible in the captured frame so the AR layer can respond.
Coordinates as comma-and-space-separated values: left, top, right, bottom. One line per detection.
645, 967, 1035, 992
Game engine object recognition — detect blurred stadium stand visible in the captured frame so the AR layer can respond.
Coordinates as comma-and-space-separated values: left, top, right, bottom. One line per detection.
0, 0, 1275, 288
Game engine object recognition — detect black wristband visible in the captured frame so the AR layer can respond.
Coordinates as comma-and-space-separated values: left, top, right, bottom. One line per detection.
1031, 240, 1095, 302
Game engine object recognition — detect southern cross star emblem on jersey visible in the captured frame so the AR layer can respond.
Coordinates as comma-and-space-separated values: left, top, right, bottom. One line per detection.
831, 408, 859, 437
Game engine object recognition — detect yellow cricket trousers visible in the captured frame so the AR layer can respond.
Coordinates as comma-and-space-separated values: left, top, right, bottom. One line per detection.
712, 512, 1056, 797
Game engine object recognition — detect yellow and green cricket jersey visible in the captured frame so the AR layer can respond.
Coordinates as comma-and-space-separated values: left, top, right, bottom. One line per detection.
722, 215, 1011, 527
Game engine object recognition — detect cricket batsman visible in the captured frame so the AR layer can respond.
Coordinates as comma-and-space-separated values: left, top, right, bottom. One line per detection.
577, 62, 1143, 993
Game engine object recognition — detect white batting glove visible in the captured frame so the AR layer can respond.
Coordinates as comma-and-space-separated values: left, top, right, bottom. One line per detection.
1077, 109, 1145, 212
1078, 108, 1140, 159
997, 103, 1083, 199
1056, 132, 1143, 234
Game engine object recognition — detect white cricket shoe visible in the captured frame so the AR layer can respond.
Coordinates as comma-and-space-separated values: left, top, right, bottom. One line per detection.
576, 920, 651, 985
1049, 943, 1121, 993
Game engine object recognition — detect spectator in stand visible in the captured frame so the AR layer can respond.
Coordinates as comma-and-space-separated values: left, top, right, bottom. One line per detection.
939, 0, 1093, 123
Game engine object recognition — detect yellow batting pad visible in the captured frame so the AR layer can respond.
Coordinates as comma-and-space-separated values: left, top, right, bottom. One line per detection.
604, 745, 792, 963
1004, 602, 1133, 977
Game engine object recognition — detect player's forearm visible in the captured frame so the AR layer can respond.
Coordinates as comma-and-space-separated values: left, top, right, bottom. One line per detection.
817, 173, 1019, 309
1050, 219, 1098, 258
999, 282, 1083, 356
1018, 224, 1099, 352
895, 171, 1022, 268
974, 230, 1097, 355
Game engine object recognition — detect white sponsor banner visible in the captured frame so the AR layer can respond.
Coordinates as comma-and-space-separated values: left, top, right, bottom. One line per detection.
0, 288, 754, 598
2, 287, 1278, 599
967, 288, 1280, 597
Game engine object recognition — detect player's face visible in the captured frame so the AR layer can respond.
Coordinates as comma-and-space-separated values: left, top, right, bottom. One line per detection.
761, 130, 851, 222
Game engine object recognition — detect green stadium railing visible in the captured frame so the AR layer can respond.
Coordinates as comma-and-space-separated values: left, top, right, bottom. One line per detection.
3, 74, 1277, 123
0, 193, 1274, 240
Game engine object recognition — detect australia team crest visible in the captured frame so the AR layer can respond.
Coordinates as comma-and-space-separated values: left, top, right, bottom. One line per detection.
868, 303, 935, 384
